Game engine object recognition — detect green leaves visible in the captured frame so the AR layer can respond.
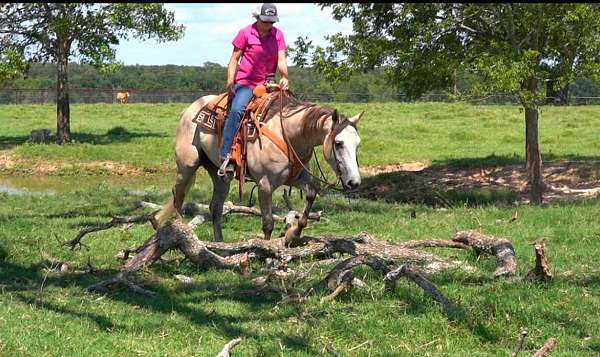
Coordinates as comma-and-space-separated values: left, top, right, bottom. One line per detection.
0, 3, 185, 70
0, 46, 27, 81
297, 3, 600, 103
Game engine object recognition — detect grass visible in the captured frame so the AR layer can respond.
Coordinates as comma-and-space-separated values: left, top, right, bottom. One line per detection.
1, 102, 599, 173
1, 102, 599, 356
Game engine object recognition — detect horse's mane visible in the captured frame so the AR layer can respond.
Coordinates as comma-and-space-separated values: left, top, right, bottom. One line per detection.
263, 91, 336, 139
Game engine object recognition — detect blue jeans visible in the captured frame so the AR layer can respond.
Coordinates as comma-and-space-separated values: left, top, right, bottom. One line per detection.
220, 84, 254, 160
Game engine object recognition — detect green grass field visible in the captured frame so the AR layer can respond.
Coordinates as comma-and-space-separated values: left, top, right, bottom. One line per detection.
1, 102, 599, 356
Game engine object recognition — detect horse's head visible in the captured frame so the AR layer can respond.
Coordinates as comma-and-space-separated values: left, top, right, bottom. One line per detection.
323, 110, 364, 191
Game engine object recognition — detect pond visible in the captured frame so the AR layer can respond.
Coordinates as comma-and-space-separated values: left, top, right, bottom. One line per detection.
0, 174, 175, 196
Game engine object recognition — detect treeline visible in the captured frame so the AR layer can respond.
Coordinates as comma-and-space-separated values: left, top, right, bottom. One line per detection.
2, 62, 599, 102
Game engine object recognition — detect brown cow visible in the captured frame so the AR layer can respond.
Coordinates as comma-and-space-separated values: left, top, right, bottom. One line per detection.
116, 91, 130, 104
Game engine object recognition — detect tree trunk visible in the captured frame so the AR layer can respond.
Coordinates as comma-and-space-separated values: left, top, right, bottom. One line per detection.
524, 79, 544, 204
56, 37, 71, 144
556, 83, 569, 105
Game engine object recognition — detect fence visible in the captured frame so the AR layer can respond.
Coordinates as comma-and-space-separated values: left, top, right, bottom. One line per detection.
1, 87, 600, 105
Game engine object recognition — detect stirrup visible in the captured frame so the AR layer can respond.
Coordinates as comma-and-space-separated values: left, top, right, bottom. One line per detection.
217, 155, 232, 177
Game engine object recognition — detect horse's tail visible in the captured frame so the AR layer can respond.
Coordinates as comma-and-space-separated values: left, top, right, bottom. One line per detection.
154, 171, 197, 226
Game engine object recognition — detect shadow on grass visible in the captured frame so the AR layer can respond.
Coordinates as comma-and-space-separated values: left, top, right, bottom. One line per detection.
0, 126, 166, 150
0, 245, 320, 355
354, 153, 600, 207
71, 126, 167, 145
431, 153, 600, 169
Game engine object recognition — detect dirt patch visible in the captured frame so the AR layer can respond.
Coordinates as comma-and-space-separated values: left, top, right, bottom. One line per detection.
360, 160, 600, 204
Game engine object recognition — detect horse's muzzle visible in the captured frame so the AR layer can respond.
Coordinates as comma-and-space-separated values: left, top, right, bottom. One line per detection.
343, 179, 361, 192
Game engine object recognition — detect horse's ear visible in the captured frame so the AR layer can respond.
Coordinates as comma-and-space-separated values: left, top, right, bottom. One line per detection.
332, 109, 339, 125
349, 111, 364, 125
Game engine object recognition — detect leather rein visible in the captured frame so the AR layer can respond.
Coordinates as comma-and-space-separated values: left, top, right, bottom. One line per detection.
274, 89, 352, 191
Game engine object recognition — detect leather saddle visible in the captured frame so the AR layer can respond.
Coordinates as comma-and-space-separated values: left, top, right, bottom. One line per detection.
192, 86, 291, 198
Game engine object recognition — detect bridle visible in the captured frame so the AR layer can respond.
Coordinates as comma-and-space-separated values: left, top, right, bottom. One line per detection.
276, 91, 356, 192
322, 116, 357, 191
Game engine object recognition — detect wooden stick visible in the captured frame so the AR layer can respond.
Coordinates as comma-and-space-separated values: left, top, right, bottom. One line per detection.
532, 337, 556, 357
384, 264, 452, 311
62, 211, 159, 249
510, 328, 528, 357
524, 237, 553, 282
216, 338, 242, 357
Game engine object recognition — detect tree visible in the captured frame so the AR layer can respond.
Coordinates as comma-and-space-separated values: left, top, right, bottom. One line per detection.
293, 3, 600, 204
0, 3, 184, 144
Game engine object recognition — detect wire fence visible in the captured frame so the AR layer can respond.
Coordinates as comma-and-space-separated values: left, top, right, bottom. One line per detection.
1, 87, 600, 105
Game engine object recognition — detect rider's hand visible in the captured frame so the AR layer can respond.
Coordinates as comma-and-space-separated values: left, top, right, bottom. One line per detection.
227, 81, 236, 96
278, 77, 289, 91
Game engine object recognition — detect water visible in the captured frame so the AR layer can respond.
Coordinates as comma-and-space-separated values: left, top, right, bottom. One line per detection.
0, 174, 174, 196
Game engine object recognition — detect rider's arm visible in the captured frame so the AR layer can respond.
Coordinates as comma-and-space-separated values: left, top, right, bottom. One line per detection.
227, 47, 243, 92
277, 49, 289, 90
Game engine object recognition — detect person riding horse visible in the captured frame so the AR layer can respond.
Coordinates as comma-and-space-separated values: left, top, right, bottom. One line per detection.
220, 3, 289, 174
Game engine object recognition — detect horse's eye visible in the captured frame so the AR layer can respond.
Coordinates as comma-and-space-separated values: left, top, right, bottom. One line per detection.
334, 140, 344, 148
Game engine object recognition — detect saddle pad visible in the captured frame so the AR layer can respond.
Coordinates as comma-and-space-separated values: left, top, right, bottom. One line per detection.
192, 93, 229, 134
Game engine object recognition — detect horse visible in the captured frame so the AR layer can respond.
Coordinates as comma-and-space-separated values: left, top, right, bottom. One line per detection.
154, 91, 364, 243
116, 91, 130, 104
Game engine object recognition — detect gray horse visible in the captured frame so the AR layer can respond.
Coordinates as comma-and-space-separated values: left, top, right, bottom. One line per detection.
155, 91, 364, 243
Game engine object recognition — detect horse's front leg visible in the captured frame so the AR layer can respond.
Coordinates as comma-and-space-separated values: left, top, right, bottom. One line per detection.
257, 179, 274, 240
284, 176, 317, 246
206, 162, 231, 242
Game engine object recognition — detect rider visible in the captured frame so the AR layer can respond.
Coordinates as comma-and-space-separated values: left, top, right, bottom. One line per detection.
219, 3, 289, 171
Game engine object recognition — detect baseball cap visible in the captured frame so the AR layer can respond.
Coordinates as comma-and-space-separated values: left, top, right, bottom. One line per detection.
256, 3, 279, 23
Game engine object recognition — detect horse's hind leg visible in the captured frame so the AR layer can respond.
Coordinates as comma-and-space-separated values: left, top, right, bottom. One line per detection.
155, 145, 200, 225
205, 161, 231, 242
172, 160, 199, 219
171, 140, 203, 217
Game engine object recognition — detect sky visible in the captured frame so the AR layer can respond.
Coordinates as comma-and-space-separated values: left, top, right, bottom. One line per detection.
114, 3, 353, 66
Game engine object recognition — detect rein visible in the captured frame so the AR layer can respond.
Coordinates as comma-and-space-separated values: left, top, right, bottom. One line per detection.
276, 90, 346, 192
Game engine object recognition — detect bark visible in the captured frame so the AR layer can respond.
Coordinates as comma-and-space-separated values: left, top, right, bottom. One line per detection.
56, 35, 71, 144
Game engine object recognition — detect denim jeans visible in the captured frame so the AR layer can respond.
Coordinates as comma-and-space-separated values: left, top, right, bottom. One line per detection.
220, 83, 254, 160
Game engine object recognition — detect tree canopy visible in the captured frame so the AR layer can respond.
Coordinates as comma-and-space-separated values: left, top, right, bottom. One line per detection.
0, 3, 184, 143
293, 3, 600, 204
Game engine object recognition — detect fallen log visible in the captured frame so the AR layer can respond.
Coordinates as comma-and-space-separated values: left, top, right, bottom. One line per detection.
85, 219, 480, 295
68, 200, 517, 300
452, 230, 517, 278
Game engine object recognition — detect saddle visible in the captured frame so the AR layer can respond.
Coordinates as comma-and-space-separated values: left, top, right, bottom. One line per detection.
192, 86, 310, 199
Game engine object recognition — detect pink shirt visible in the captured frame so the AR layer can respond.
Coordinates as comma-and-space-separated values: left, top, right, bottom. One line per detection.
232, 23, 287, 88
